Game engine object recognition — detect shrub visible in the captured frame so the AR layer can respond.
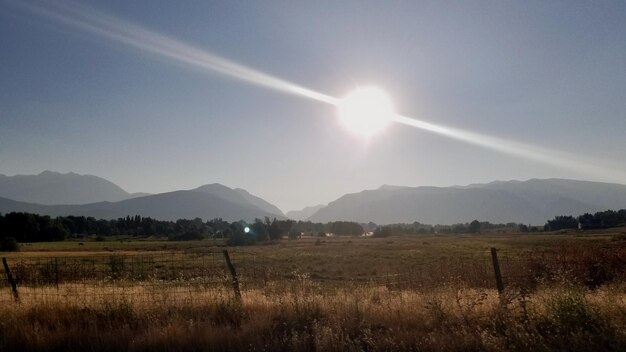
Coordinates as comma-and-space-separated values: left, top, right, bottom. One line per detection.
543, 290, 604, 334
168, 231, 204, 241
0, 237, 19, 251
372, 226, 391, 237
108, 256, 125, 279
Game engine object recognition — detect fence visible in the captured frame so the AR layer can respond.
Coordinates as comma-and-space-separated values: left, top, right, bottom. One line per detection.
2, 246, 626, 304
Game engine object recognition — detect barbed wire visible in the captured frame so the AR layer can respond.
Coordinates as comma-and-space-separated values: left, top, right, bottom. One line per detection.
2, 247, 625, 304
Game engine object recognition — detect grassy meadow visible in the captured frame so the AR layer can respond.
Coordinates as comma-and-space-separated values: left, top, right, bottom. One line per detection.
2, 231, 626, 351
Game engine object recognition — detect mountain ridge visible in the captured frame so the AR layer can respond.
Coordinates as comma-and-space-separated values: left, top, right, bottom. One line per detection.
0, 171, 132, 205
2, 173, 625, 225
306, 178, 626, 225
0, 189, 285, 222
0, 172, 285, 221
286, 204, 326, 221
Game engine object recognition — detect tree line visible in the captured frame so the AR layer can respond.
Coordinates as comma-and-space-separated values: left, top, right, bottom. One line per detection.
2, 208, 625, 250
544, 209, 626, 231
372, 220, 536, 237
0, 212, 368, 246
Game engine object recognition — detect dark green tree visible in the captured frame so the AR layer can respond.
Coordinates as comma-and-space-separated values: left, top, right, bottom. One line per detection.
251, 218, 269, 242
468, 220, 481, 234
544, 215, 578, 231
265, 217, 282, 241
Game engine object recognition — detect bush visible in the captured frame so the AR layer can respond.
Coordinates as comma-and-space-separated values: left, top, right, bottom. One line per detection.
108, 256, 125, 279
372, 226, 391, 237
0, 237, 19, 252
225, 224, 258, 246
543, 290, 605, 334
168, 231, 204, 241
226, 232, 257, 246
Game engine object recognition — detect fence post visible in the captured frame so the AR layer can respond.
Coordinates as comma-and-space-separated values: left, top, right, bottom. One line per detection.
490, 248, 504, 295
2, 257, 20, 302
222, 250, 242, 302
54, 258, 59, 290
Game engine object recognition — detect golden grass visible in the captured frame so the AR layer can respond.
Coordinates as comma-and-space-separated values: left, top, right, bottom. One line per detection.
2, 233, 626, 351
2, 281, 626, 351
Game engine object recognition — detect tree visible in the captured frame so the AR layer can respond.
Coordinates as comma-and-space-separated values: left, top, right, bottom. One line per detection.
544, 215, 578, 231
251, 218, 269, 242
326, 221, 363, 236
594, 210, 622, 228
265, 217, 282, 241
168, 230, 203, 241
2, 212, 40, 242
39, 219, 68, 241
468, 220, 481, 234
0, 237, 19, 251
226, 222, 256, 246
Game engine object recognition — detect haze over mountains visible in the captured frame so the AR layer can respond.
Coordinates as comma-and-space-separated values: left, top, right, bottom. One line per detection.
307, 179, 626, 225
286, 205, 326, 221
0, 172, 285, 221
1, 172, 625, 225
0, 171, 144, 205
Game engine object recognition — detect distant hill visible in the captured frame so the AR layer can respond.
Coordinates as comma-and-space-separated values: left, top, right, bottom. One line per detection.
286, 205, 326, 221
193, 184, 284, 217
307, 179, 626, 225
0, 171, 132, 205
129, 192, 152, 198
4, 173, 623, 225
0, 185, 285, 222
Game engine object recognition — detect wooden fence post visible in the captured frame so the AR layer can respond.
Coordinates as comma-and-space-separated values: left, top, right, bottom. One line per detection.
222, 250, 242, 302
490, 248, 504, 294
2, 257, 20, 302
54, 258, 59, 290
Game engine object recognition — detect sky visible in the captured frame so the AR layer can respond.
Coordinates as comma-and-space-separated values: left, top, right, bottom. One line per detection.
1, 0, 626, 213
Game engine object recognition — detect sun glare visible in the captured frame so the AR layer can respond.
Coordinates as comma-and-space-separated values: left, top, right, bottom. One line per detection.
337, 86, 394, 137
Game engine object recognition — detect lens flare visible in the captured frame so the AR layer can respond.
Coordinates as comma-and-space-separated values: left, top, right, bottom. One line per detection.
9, 0, 626, 183
11, 0, 338, 106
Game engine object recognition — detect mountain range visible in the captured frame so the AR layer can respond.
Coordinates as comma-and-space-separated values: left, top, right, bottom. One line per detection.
1, 172, 625, 225
0, 172, 285, 221
285, 205, 326, 221
306, 179, 626, 225
0, 171, 144, 204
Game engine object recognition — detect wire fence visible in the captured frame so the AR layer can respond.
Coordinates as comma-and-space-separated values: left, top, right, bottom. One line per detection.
2, 246, 626, 304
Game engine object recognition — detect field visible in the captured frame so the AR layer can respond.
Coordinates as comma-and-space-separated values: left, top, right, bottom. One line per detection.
2, 231, 626, 351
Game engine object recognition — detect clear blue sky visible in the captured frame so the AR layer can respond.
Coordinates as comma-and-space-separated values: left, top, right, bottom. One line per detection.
1, 0, 626, 212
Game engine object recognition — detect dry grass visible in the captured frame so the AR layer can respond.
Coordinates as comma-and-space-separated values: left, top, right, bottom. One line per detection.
1, 281, 626, 351
2, 233, 626, 351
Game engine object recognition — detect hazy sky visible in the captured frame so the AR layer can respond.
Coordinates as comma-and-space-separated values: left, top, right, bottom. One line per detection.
1, 0, 626, 212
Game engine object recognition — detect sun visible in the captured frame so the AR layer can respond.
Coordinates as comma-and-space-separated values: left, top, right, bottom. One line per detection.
337, 86, 395, 137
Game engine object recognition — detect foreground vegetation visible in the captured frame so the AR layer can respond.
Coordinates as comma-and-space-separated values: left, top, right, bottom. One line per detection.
1, 283, 626, 351
2, 232, 626, 351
